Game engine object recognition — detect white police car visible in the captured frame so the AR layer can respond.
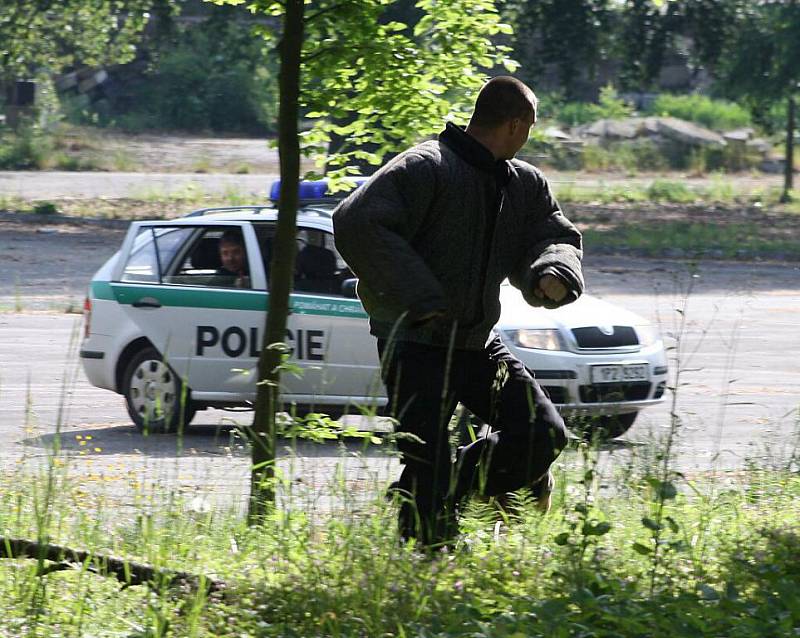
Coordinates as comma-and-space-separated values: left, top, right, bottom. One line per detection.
80, 182, 667, 438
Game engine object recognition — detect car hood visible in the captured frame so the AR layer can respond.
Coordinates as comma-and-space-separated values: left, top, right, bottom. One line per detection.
497, 282, 646, 331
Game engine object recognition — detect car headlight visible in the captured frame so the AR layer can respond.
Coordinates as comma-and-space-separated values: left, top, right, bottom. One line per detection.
635, 324, 661, 347
504, 329, 564, 351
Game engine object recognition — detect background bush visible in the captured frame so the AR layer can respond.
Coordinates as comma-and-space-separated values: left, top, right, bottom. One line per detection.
0, 125, 53, 169
65, 14, 278, 135
549, 85, 635, 127
645, 93, 751, 131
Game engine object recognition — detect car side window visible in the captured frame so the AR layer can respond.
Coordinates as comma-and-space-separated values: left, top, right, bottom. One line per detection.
164, 227, 251, 289
121, 226, 193, 283
295, 229, 352, 296
253, 223, 352, 296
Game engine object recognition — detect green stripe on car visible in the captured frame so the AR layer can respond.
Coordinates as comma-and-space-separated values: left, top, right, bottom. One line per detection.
91, 281, 368, 318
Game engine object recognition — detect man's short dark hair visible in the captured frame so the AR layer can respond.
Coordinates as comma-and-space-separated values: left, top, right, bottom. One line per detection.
220, 229, 244, 246
470, 76, 538, 129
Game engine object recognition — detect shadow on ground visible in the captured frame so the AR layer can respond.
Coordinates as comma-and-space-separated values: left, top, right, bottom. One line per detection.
19, 422, 394, 460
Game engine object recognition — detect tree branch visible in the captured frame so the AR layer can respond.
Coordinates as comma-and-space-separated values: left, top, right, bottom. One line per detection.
1, 537, 226, 593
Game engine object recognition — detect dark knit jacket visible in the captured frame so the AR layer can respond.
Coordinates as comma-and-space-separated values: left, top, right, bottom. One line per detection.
332, 123, 584, 350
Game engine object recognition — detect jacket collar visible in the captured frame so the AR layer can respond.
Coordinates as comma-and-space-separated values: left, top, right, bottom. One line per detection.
439, 122, 512, 186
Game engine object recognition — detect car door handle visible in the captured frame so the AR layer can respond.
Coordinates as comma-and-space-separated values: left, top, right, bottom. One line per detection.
132, 297, 162, 309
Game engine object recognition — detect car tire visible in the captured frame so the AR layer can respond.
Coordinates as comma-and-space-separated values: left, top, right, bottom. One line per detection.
575, 412, 638, 441
122, 347, 196, 434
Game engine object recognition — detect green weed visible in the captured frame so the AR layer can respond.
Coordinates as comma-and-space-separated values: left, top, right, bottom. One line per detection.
32, 201, 58, 215
107, 149, 137, 172
52, 152, 103, 171
646, 179, 696, 203
0, 126, 54, 169
0, 195, 25, 212
191, 156, 213, 174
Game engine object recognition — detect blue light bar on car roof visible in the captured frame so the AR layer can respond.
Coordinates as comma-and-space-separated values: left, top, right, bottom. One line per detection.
269, 178, 368, 204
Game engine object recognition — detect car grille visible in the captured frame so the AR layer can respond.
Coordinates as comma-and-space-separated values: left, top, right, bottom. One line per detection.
579, 382, 651, 403
571, 326, 638, 349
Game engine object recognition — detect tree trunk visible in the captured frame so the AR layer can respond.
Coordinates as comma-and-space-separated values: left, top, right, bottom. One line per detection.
248, 0, 305, 523
781, 94, 795, 203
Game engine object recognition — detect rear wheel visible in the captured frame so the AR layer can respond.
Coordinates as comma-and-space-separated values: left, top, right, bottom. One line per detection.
122, 347, 196, 434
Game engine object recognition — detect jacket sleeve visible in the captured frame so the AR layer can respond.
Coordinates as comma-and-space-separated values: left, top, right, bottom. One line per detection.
508, 172, 584, 309
332, 152, 447, 320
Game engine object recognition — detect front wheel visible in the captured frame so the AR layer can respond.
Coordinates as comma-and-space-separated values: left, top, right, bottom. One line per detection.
122, 347, 196, 434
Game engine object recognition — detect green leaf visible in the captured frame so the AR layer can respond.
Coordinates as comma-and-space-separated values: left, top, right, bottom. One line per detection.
659, 481, 678, 500
554, 532, 570, 546
642, 517, 662, 532
665, 516, 680, 533
647, 478, 678, 500
582, 521, 612, 536
632, 542, 652, 555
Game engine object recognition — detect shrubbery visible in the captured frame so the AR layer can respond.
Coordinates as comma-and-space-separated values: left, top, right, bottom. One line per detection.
65, 14, 278, 135
0, 125, 53, 169
547, 85, 635, 127
645, 93, 752, 131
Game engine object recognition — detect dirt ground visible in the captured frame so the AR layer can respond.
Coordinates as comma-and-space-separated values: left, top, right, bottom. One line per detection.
53, 127, 290, 173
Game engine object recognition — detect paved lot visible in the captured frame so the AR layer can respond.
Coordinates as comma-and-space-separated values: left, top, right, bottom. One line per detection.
1, 245, 798, 512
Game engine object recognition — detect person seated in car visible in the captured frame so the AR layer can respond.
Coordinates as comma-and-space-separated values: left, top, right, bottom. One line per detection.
214, 230, 250, 288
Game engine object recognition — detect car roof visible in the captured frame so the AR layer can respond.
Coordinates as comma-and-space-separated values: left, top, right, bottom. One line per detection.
141, 204, 337, 227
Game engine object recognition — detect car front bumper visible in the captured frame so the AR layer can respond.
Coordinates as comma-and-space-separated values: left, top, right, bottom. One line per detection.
504, 338, 669, 416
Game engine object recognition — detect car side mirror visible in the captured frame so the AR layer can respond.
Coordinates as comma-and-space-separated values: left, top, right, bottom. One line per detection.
341, 278, 358, 298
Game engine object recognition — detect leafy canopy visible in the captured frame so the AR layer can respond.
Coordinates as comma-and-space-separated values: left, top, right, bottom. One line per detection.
0, 0, 170, 81
209, 0, 517, 184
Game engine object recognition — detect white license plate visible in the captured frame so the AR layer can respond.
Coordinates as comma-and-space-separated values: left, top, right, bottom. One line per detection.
590, 364, 649, 384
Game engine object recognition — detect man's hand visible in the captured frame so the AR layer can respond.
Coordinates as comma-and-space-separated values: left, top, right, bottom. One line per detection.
533, 274, 568, 303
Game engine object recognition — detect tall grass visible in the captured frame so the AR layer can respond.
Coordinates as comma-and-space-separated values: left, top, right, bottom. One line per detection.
3, 437, 797, 636
1, 284, 798, 637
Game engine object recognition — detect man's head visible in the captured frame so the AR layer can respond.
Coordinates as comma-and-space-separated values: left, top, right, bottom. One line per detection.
467, 76, 538, 160
219, 230, 246, 275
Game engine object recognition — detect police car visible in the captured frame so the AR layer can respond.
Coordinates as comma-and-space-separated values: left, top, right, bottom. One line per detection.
80, 181, 667, 438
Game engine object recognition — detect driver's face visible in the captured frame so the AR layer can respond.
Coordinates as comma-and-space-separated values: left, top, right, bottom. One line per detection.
220, 240, 245, 274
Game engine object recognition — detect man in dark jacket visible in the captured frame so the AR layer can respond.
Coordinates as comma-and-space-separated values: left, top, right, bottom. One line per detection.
333, 76, 583, 547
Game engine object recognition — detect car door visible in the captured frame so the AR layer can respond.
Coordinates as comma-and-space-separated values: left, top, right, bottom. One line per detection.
110, 221, 267, 400
273, 221, 380, 407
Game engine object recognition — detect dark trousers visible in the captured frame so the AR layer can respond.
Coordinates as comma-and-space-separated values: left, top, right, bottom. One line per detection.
377, 335, 569, 545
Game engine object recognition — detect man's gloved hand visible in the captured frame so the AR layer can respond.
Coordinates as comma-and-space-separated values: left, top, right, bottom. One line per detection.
533, 273, 568, 303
